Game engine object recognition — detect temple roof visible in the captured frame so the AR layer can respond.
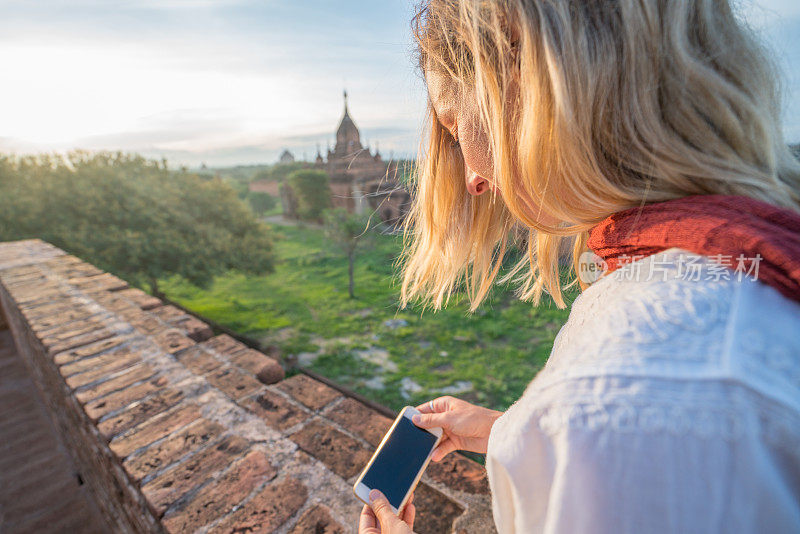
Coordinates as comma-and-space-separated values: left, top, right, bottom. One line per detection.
335, 90, 362, 154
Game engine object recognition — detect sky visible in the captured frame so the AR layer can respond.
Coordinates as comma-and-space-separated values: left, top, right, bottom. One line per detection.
0, 0, 798, 168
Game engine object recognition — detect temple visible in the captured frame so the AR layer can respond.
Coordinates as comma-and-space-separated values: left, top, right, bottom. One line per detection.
280, 91, 412, 226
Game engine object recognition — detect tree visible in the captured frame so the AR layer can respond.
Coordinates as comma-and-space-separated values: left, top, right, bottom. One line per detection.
252, 162, 303, 183
0, 151, 274, 295
285, 169, 332, 222
247, 191, 277, 216
323, 208, 375, 298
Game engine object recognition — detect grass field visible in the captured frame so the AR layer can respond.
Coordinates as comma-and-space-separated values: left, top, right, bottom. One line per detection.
161, 222, 574, 412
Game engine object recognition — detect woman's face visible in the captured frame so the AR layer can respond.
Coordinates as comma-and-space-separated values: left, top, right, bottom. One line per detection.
426, 68, 496, 196
425, 68, 559, 226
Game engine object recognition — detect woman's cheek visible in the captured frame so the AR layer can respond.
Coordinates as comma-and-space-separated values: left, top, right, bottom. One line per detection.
459, 124, 494, 184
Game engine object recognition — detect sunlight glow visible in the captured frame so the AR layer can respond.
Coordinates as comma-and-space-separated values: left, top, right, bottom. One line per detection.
1, 43, 314, 149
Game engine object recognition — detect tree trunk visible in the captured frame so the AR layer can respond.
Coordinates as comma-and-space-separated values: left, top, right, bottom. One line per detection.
348, 251, 355, 299
149, 277, 163, 298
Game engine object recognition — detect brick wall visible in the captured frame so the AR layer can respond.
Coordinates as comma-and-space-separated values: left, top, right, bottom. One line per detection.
0, 239, 495, 534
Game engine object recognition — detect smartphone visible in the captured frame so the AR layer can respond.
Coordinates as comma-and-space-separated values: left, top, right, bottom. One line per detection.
353, 406, 442, 514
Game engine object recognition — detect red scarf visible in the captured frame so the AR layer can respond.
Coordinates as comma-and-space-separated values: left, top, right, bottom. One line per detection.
587, 195, 800, 303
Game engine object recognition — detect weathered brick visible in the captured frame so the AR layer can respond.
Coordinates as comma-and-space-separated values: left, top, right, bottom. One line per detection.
125, 311, 167, 335
146, 306, 212, 342
150, 305, 186, 323
256, 360, 285, 385
68, 272, 128, 292
0, 263, 42, 280
162, 450, 276, 533
142, 435, 250, 516
123, 418, 224, 482
64, 353, 144, 391
277, 374, 342, 411
153, 328, 195, 355
289, 419, 371, 479
44, 255, 98, 274
413, 483, 464, 534
242, 390, 310, 431
173, 316, 213, 342
89, 291, 139, 314
109, 403, 200, 457
32, 309, 97, 333
227, 348, 274, 375
206, 365, 263, 401
116, 287, 163, 310
84, 376, 167, 421
426, 453, 490, 495
288, 504, 345, 534
227, 349, 284, 385
59, 344, 141, 379
41, 253, 84, 270
175, 345, 223, 375
209, 477, 307, 534
14, 286, 64, 306
41, 319, 112, 347
201, 334, 249, 357
326, 397, 392, 447
45, 326, 116, 355
75, 364, 157, 404
98, 390, 190, 440
22, 300, 77, 320
53, 334, 132, 365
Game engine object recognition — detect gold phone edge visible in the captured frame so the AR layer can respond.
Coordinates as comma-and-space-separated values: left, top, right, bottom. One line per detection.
351, 406, 442, 512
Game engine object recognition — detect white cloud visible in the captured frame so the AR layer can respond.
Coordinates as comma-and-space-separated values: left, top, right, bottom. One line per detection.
0, 1, 796, 166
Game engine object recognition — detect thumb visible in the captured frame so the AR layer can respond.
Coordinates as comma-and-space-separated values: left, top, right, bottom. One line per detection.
369, 490, 399, 529
412, 412, 447, 430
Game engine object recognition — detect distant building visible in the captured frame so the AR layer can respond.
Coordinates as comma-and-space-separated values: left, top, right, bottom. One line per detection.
278, 150, 295, 164
312, 91, 411, 226
249, 179, 281, 196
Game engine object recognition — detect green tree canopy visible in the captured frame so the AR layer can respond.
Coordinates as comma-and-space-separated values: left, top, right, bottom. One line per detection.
285, 169, 332, 222
247, 191, 277, 216
0, 151, 274, 294
252, 162, 304, 183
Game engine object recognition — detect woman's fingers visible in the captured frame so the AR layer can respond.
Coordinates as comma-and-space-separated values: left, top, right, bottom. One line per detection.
369, 490, 400, 531
359, 504, 379, 533
431, 438, 457, 462
401, 502, 416, 528
412, 411, 448, 429
416, 396, 453, 414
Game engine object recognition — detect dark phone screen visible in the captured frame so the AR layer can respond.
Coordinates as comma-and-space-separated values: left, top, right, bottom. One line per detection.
361, 416, 438, 508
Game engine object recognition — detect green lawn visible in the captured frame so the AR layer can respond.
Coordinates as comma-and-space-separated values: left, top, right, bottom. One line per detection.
161, 222, 574, 412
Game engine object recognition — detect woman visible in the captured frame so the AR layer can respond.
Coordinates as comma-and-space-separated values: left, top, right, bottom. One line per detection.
359, 0, 800, 532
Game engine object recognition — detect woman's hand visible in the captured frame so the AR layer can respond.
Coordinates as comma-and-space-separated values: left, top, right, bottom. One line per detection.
359, 490, 415, 534
414, 396, 503, 461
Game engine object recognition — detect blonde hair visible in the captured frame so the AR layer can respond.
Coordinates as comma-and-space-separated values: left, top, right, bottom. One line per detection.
401, 0, 800, 310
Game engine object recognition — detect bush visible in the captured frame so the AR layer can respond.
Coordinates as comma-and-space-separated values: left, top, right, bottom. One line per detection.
285, 169, 332, 222
248, 191, 277, 216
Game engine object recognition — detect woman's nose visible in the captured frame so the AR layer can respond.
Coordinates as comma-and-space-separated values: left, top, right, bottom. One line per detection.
466, 170, 491, 196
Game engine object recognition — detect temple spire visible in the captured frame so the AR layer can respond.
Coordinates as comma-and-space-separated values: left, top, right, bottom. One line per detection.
343, 89, 348, 114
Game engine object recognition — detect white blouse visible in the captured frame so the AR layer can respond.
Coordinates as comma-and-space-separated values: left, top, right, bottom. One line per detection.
486, 249, 800, 534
